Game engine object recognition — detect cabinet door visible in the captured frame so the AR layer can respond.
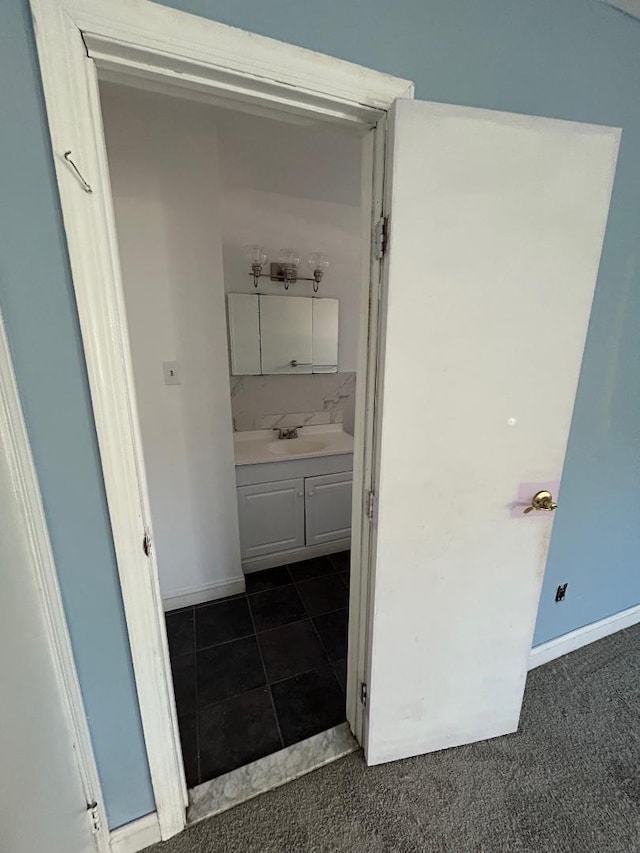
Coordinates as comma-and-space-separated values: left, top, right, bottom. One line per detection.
305, 472, 352, 546
237, 478, 305, 559
259, 295, 312, 374
312, 298, 339, 373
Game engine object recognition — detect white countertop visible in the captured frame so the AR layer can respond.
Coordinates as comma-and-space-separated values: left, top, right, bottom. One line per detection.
234, 424, 354, 466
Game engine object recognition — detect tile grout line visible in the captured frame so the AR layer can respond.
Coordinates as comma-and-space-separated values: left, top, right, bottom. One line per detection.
194, 621, 338, 713
195, 628, 256, 654
192, 661, 331, 718
193, 606, 348, 655
308, 608, 340, 671
246, 590, 286, 752
294, 562, 339, 665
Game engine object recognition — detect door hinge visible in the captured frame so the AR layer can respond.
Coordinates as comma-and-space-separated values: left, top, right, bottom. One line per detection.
366, 490, 376, 521
142, 531, 151, 557
373, 215, 389, 260
360, 681, 368, 707
86, 801, 102, 834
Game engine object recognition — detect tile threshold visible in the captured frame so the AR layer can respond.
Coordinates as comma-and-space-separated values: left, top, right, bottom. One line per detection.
187, 722, 358, 824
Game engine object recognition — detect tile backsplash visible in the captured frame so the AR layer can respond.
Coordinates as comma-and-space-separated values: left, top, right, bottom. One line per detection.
230, 373, 356, 435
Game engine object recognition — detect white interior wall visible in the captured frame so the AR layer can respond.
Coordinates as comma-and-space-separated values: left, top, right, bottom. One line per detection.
101, 84, 243, 607
100, 84, 362, 606
216, 111, 362, 371
223, 193, 360, 371
215, 110, 363, 432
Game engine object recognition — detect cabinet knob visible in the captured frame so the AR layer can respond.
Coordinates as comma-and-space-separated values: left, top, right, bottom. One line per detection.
307, 491, 315, 496
297, 491, 304, 497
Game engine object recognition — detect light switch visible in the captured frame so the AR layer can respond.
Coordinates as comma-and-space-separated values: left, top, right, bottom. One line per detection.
163, 361, 181, 385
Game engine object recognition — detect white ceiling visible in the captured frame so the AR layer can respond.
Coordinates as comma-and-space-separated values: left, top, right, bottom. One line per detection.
598, 0, 640, 21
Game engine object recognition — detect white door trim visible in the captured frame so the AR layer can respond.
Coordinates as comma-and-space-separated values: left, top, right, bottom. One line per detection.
0, 314, 110, 851
30, 0, 413, 838
109, 813, 161, 853
347, 118, 387, 740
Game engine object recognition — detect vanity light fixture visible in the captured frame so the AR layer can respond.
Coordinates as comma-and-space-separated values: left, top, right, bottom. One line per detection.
246, 245, 329, 292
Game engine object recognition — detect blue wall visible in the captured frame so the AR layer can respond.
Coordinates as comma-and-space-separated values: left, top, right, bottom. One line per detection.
0, 1, 155, 830
1, 0, 638, 828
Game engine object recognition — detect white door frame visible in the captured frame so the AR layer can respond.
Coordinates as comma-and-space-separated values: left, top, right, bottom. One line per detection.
30, 0, 413, 839
0, 314, 110, 851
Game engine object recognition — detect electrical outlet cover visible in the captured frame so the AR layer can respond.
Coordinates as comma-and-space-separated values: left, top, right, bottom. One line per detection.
163, 361, 181, 385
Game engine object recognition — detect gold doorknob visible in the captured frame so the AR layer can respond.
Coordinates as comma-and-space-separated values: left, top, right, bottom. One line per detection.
523, 490, 557, 515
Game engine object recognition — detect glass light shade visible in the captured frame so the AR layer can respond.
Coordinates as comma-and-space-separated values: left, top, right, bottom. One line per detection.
246, 244, 268, 266
279, 249, 300, 267
308, 252, 329, 273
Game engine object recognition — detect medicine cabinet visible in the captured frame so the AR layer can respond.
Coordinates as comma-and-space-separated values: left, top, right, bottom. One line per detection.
227, 293, 339, 375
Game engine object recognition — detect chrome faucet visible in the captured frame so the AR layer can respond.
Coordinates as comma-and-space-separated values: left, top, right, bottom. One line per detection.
276, 427, 301, 440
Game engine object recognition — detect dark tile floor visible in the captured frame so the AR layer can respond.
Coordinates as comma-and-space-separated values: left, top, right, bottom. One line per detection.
165, 552, 350, 788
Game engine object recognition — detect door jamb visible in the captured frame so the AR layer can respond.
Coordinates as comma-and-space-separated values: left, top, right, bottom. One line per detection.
0, 314, 110, 851
346, 117, 386, 741
30, 0, 414, 839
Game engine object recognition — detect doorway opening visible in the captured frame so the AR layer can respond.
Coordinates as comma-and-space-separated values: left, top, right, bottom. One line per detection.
99, 80, 372, 790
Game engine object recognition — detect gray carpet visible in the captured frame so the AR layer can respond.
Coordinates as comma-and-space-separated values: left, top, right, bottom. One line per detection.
147, 624, 640, 852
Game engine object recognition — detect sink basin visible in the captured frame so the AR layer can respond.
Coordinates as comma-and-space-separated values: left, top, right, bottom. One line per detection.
234, 426, 354, 465
267, 438, 327, 457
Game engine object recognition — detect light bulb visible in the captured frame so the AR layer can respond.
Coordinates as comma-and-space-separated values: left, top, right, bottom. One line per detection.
246, 244, 267, 266
308, 252, 329, 273
279, 249, 300, 267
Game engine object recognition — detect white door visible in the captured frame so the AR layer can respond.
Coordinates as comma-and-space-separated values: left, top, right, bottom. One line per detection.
0, 411, 98, 852
305, 472, 352, 545
237, 478, 305, 559
260, 295, 312, 374
364, 99, 619, 764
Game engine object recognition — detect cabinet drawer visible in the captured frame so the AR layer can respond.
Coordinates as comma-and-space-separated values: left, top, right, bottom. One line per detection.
237, 478, 305, 559
305, 472, 352, 547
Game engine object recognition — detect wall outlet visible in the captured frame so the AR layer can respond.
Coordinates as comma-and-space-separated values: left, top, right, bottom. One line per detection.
163, 361, 181, 385
555, 583, 568, 603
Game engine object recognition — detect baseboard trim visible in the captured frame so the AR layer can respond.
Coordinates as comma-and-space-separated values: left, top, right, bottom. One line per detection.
242, 539, 351, 573
110, 813, 161, 853
529, 602, 640, 670
162, 576, 246, 611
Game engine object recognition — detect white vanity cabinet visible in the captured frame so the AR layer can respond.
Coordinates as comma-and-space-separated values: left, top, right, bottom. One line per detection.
305, 472, 352, 546
235, 451, 353, 569
236, 478, 306, 560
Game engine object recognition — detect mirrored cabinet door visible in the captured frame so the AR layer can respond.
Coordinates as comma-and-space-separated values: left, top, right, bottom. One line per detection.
260, 295, 313, 374
227, 293, 261, 375
311, 298, 338, 373
227, 293, 339, 375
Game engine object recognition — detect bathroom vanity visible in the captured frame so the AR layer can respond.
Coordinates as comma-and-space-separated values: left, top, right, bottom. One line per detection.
234, 425, 353, 571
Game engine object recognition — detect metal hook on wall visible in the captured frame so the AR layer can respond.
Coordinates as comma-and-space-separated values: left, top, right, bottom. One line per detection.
63, 150, 93, 193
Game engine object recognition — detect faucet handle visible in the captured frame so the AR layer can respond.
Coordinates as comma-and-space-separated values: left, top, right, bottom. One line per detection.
276, 426, 302, 439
